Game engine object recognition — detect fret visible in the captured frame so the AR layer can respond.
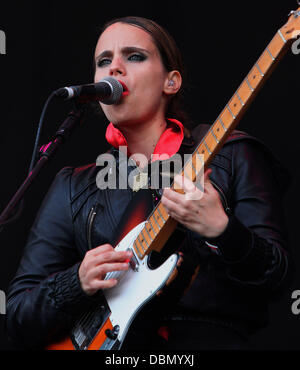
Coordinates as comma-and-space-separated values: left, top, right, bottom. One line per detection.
192, 152, 204, 174
266, 47, 275, 61
197, 151, 204, 166
190, 159, 197, 177
212, 120, 225, 141
278, 29, 287, 43
147, 220, 157, 237
133, 240, 143, 258
196, 145, 209, 163
256, 52, 271, 75
182, 161, 193, 181
140, 229, 150, 248
248, 67, 261, 89
203, 140, 212, 155
219, 117, 227, 132
235, 91, 245, 106
144, 226, 153, 242
157, 206, 166, 223
152, 212, 163, 228
160, 204, 169, 220
211, 128, 220, 144
237, 80, 253, 103
245, 77, 254, 92
137, 235, 147, 252
226, 104, 236, 119
255, 62, 264, 77
220, 108, 234, 129
269, 32, 287, 58
188, 153, 203, 182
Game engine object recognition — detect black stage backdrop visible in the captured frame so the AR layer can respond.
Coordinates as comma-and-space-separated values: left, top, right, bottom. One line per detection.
0, 0, 299, 350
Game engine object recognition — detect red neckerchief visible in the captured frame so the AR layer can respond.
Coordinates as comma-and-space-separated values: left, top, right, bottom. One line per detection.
105, 118, 184, 162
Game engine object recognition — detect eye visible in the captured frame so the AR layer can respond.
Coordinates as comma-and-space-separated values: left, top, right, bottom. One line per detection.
128, 53, 147, 62
97, 58, 111, 68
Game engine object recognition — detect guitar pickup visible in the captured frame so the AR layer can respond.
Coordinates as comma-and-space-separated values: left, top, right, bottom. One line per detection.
71, 303, 111, 350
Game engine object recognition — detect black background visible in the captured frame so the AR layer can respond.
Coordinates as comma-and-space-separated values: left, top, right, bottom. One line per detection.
0, 0, 299, 350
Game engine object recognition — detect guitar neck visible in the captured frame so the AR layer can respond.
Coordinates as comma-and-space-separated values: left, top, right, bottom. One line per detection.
131, 27, 292, 260
196, 28, 292, 169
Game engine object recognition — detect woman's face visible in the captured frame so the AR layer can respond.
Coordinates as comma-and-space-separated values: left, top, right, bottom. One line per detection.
94, 22, 170, 127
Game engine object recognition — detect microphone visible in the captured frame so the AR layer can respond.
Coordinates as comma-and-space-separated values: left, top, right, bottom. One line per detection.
54, 77, 123, 105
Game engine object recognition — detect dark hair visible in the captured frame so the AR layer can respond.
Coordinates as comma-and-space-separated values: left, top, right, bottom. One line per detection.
93, 16, 191, 131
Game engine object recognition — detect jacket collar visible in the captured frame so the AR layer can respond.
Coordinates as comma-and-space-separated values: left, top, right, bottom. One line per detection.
105, 118, 184, 162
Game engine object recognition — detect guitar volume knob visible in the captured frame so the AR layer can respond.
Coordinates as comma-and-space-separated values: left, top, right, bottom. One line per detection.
105, 325, 120, 340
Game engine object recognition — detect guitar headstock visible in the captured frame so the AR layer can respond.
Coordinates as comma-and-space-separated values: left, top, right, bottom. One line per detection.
281, 4, 300, 41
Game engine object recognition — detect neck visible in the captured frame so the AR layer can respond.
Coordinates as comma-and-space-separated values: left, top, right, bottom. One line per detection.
117, 117, 167, 167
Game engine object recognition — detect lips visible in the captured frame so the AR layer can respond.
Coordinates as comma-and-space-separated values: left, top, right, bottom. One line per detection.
118, 80, 129, 97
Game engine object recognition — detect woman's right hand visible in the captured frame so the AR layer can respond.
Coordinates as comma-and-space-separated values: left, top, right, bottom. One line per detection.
78, 244, 132, 296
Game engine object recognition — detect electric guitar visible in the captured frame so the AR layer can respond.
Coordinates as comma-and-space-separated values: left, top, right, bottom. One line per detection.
47, 6, 300, 350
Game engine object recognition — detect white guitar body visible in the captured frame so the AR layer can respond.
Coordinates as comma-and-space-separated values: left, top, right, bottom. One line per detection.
103, 221, 179, 348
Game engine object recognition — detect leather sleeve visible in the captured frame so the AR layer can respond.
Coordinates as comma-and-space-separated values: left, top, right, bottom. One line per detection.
5, 167, 101, 349
206, 139, 291, 291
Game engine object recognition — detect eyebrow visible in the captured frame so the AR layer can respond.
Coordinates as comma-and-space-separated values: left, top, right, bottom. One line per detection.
95, 46, 150, 62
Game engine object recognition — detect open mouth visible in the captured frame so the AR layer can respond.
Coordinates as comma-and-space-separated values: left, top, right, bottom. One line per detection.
118, 80, 129, 97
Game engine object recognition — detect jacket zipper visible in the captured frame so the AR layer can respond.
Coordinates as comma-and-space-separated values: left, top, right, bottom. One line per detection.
210, 180, 231, 214
87, 205, 97, 250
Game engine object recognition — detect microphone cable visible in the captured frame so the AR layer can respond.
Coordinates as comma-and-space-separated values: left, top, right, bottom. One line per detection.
0, 91, 58, 229
28, 91, 57, 174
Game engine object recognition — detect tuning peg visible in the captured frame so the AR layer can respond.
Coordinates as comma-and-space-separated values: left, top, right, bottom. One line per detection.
289, 6, 300, 17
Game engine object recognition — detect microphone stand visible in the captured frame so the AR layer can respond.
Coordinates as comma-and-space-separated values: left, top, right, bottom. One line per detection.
0, 103, 87, 232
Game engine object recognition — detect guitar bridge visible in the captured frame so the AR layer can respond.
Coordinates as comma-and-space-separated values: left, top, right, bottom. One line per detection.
70, 303, 110, 350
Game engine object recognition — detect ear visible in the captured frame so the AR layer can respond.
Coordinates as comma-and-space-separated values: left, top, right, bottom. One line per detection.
163, 70, 182, 96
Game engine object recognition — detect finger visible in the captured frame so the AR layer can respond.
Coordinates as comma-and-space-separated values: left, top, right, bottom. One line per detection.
89, 244, 114, 256
161, 192, 180, 212
162, 187, 184, 204
87, 261, 129, 283
204, 168, 213, 184
173, 174, 196, 194
93, 250, 132, 265
174, 174, 206, 201
95, 261, 130, 276
161, 195, 192, 221
194, 168, 213, 196
91, 278, 118, 291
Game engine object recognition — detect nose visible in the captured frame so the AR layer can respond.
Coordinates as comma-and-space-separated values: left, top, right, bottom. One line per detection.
109, 57, 126, 77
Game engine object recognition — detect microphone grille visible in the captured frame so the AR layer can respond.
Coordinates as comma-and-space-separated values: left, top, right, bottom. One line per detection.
101, 77, 123, 105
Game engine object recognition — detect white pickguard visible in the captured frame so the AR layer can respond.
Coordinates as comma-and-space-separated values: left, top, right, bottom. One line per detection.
103, 221, 178, 347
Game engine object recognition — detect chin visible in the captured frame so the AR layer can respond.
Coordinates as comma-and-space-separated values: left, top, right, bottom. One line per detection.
105, 111, 143, 128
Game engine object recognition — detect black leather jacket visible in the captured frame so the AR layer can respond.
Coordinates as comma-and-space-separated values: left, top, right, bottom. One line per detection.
6, 124, 291, 349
